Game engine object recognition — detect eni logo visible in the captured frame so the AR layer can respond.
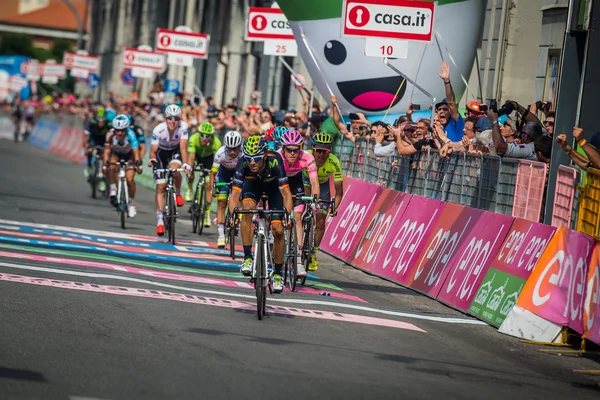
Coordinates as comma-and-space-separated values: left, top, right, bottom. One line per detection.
269, 158, 278, 169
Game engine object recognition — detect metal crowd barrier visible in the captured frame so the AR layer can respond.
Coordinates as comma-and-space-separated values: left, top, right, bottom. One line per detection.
576, 167, 600, 239
336, 137, 562, 223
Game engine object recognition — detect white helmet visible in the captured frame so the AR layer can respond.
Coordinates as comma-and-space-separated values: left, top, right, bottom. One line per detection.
224, 130, 242, 148
165, 104, 182, 118
112, 114, 130, 130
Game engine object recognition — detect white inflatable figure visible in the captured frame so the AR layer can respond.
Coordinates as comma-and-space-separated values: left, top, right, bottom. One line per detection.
277, 0, 485, 117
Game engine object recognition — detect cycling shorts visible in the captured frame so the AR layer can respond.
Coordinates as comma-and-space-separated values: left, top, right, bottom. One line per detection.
240, 178, 285, 222
216, 166, 235, 200
109, 150, 136, 170
288, 173, 305, 208
195, 154, 213, 170
153, 147, 182, 184
87, 135, 106, 148
318, 181, 332, 214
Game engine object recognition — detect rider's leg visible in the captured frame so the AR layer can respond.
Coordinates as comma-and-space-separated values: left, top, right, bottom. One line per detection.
241, 198, 257, 259
217, 198, 227, 238
315, 212, 327, 248
125, 169, 136, 200
108, 154, 119, 197
156, 183, 166, 222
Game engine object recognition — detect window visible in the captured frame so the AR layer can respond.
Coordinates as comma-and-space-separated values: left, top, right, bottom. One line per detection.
543, 50, 560, 106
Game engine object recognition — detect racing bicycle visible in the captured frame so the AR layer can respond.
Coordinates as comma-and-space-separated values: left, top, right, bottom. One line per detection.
89, 146, 107, 199
110, 159, 131, 230
189, 167, 212, 235
155, 167, 186, 244
215, 181, 237, 258
232, 208, 288, 320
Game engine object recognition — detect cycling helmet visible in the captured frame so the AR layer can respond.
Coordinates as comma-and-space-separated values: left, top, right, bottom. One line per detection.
198, 122, 215, 135
165, 104, 182, 118
112, 114, 130, 130
265, 126, 275, 142
243, 135, 268, 157
126, 114, 134, 126
224, 130, 242, 148
95, 107, 107, 122
281, 129, 303, 146
273, 126, 288, 142
311, 132, 333, 148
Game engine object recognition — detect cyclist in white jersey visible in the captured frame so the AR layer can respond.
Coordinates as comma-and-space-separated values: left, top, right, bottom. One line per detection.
210, 131, 242, 248
148, 104, 191, 236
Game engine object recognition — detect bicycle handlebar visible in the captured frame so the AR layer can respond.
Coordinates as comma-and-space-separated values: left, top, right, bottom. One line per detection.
154, 168, 186, 173
193, 167, 212, 174
215, 182, 231, 187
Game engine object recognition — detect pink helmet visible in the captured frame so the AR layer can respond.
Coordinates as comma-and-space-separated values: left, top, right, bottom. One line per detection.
281, 129, 303, 146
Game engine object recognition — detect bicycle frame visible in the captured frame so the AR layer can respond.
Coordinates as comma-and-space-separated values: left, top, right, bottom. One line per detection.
155, 167, 185, 243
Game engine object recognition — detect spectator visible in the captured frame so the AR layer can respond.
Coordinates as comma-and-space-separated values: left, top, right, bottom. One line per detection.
489, 108, 543, 161
500, 117, 519, 143
556, 129, 600, 170
373, 122, 396, 157
543, 111, 555, 136
572, 127, 600, 168
259, 110, 273, 131
436, 61, 465, 142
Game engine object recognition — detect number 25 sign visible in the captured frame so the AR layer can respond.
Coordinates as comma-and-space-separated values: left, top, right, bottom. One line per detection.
263, 40, 298, 57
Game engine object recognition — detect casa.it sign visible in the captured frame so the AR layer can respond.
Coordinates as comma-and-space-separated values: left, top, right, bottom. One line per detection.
245, 7, 294, 41
342, 0, 436, 42
122, 48, 165, 71
155, 29, 209, 58
63, 52, 100, 71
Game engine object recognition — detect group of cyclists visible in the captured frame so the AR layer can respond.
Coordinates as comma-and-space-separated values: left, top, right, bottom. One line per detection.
82, 102, 344, 293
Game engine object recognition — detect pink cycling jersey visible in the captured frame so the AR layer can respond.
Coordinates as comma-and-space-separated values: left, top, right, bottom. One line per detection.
277, 149, 318, 179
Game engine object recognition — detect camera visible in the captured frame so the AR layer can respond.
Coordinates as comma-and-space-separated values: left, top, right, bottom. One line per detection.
411, 104, 421, 111
490, 100, 514, 117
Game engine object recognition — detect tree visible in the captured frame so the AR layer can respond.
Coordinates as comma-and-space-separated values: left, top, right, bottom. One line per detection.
51, 38, 72, 61
0, 32, 34, 57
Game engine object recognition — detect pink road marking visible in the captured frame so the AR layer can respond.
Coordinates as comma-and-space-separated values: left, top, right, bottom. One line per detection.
0, 230, 237, 263
0, 272, 423, 332
0, 250, 366, 303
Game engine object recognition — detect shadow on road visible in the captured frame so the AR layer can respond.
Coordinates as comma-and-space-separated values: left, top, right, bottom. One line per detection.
0, 367, 47, 382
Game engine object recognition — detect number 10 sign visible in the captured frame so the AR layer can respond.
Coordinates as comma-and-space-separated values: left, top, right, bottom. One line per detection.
365, 37, 408, 59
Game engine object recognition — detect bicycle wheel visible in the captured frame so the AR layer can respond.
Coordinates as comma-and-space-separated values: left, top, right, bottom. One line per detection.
90, 160, 98, 199
197, 181, 206, 236
255, 235, 266, 320
169, 190, 177, 244
287, 224, 298, 292
191, 202, 199, 234
164, 190, 172, 240
301, 216, 314, 286
119, 179, 126, 229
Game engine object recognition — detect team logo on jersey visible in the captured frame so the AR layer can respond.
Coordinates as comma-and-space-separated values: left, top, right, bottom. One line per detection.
152, 135, 158, 140
269, 158, 279, 169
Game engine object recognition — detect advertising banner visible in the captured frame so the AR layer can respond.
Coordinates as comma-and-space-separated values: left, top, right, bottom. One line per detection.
320, 177, 381, 261
435, 211, 514, 311
468, 219, 556, 326
405, 203, 482, 296
584, 245, 600, 344
350, 195, 444, 284
516, 228, 594, 334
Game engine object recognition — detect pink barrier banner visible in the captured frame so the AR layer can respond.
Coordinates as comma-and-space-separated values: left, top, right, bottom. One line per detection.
405, 203, 483, 296
351, 196, 445, 284
50, 126, 85, 163
516, 228, 595, 334
350, 189, 411, 271
492, 219, 557, 280
435, 211, 514, 310
320, 177, 382, 261
584, 244, 600, 345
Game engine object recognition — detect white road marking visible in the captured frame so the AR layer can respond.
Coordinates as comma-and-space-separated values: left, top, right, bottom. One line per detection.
0, 261, 486, 325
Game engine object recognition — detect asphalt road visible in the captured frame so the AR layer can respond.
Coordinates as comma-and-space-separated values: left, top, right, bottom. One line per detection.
0, 138, 599, 400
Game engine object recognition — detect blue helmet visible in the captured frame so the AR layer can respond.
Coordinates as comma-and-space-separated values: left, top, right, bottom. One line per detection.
106, 108, 117, 123
126, 114, 134, 126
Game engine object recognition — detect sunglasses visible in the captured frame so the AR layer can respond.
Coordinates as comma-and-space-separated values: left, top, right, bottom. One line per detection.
166, 116, 180, 121
200, 134, 212, 139
543, 120, 555, 126
114, 129, 126, 133
314, 148, 330, 154
244, 155, 264, 163
284, 147, 300, 154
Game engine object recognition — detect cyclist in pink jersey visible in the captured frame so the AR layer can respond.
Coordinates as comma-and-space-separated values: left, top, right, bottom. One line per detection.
278, 129, 320, 277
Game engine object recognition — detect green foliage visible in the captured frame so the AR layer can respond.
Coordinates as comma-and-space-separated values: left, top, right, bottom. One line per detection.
51, 38, 72, 60
0, 32, 34, 56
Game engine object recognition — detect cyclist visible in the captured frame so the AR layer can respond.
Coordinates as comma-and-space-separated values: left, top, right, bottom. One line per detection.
272, 126, 288, 150
228, 136, 293, 293
305, 133, 344, 271
84, 107, 112, 180
127, 114, 146, 157
277, 129, 320, 277
211, 130, 242, 248
148, 104, 191, 236
102, 115, 141, 217
186, 122, 222, 227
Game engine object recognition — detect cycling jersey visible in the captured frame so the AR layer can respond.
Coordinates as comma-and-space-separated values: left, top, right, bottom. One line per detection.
151, 121, 189, 151
276, 149, 318, 179
85, 120, 112, 146
306, 150, 344, 184
130, 124, 146, 144
188, 132, 222, 158
232, 152, 289, 190
105, 128, 139, 154
211, 145, 241, 172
